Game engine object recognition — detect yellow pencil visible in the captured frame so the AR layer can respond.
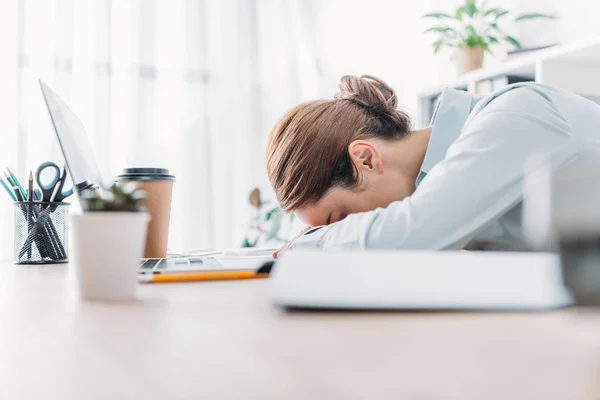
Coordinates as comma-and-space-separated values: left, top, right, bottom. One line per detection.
139, 270, 268, 283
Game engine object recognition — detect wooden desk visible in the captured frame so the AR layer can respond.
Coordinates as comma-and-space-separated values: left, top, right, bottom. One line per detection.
1, 263, 600, 400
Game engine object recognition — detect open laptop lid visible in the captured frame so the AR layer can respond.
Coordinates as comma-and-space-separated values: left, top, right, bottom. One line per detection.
39, 80, 107, 193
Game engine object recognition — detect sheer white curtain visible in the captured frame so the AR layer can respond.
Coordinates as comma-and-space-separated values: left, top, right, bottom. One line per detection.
0, 0, 317, 258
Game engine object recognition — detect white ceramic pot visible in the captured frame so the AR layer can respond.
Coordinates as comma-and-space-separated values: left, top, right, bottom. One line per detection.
456, 46, 485, 74
71, 212, 150, 301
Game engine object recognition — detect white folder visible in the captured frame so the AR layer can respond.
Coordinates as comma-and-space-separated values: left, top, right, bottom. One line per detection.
270, 251, 573, 310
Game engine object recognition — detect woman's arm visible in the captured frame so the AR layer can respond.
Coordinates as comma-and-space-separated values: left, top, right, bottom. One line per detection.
290, 86, 577, 251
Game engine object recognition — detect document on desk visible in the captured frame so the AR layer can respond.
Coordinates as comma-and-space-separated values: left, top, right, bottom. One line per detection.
270, 251, 573, 310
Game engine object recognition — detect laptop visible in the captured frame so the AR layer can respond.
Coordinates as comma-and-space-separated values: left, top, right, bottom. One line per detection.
38, 80, 274, 277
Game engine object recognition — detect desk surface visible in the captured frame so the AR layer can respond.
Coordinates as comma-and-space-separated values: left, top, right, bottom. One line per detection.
2, 263, 600, 400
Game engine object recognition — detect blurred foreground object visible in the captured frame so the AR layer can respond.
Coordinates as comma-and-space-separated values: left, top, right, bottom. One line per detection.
524, 152, 600, 305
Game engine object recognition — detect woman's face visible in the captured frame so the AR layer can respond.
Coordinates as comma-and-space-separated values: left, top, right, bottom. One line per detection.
295, 163, 416, 227
292, 136, 427, 227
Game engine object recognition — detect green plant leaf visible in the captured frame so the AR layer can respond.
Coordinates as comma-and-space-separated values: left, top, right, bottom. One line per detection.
463, 25, 487, 48
483, 8, 503, 17
504, 35, 522, 48
80, 184, 146, 212
494, 10, 509, 19
265, 206, 281, 221
422, 12, 453, 19
486, 36, 500, 44
241, 237, 258, 248
423, 27, 453, 34
464, 0, 478, 17
515, 13, 557, 22
455, 7, 464, 21
266, 212, 283, 241
433, 39, 445, 54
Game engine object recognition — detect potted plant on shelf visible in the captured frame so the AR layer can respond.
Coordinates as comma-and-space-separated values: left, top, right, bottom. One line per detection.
71, 183, 149, 300
241, 188, 295, 248
423, 0, 556, 73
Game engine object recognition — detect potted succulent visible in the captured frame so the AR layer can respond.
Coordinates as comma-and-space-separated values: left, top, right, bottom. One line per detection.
71, 182, 149, 300
423, 0, 556, 73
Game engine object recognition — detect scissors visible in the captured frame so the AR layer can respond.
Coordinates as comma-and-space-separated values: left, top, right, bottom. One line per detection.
35, 162, 73, 203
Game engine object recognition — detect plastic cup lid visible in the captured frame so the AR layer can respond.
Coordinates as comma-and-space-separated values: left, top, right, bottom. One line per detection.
116, 168, 175, 181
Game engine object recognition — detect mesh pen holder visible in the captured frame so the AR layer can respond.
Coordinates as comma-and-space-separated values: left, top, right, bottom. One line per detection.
14, 202, 69, 264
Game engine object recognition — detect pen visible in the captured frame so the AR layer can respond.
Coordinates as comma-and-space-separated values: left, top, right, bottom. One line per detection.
139, 270, 268, 283
0, 176, 17, 201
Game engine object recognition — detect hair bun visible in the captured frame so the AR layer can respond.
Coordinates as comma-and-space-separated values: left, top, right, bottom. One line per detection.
334, 75, 398, 116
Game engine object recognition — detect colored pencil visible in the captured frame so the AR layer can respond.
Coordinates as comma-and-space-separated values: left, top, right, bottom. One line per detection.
0, 177, 17, 201
28, 171, 33, 203
4, 172, 23, 201
7, 167, 27, 200
138, 270, 268, 283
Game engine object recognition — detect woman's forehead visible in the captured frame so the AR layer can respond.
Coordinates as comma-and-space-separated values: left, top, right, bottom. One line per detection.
295, 188, 349, 226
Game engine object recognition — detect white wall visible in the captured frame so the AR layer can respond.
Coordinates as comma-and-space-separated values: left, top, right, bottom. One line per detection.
313, 0, 438, 124
510, 0, 599, 46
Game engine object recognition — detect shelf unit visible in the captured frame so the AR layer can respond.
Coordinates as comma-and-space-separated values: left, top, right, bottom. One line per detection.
418, 38, 600, 127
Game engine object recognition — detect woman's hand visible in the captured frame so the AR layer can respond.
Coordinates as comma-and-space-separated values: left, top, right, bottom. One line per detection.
273, 227, 312, 258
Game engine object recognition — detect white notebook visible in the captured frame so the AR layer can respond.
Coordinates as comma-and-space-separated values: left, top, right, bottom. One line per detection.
270, 250, 573, 310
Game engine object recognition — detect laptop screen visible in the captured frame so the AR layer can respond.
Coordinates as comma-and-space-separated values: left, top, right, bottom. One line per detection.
39, 80, 107, 193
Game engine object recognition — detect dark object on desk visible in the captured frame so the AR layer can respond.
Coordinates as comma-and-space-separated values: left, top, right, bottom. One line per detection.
256, 260, 275, 275
560, 236, 600, 306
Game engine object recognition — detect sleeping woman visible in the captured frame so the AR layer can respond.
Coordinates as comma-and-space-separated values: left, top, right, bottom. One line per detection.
266, 75, 600, 253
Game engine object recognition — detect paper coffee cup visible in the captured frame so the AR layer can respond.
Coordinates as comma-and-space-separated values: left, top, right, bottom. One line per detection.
116, 168, 175, 258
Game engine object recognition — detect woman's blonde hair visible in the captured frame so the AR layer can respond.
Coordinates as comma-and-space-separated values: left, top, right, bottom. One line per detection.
266, 75, 411, 212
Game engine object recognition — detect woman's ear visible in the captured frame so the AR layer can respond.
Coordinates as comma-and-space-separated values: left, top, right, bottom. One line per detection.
348, 140, 384, 173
